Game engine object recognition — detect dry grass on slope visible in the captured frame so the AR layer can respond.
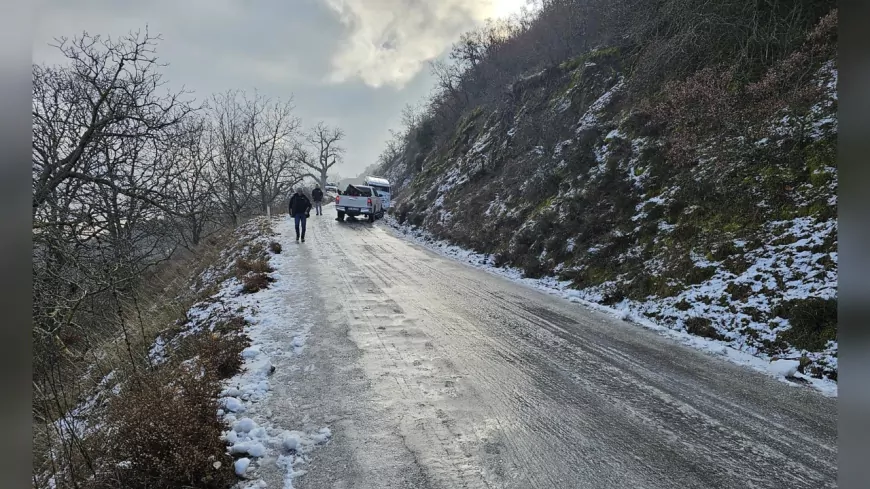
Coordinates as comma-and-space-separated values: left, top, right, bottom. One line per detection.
33, 218, 278, 489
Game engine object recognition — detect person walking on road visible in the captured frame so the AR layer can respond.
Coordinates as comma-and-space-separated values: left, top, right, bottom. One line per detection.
312, 186, 324, 216
288, 188, 312, 242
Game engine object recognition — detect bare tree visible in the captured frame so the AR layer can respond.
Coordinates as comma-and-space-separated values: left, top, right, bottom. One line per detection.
243, 92, 304, 215
168, 117, 220, 248
32, 28, 196, 357
209, 90, 255, 226
450, 29, 487, 69
429, 59, 468, 115
32, 29, 195, 214
298, 122, 345, 189
400, 103, 427, 132
32, 30, 201, 486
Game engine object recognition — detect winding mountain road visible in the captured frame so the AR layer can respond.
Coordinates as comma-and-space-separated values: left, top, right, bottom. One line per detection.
273, 208, 837, 489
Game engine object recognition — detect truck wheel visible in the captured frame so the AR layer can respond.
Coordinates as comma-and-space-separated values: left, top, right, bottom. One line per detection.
337, 211, 345, 221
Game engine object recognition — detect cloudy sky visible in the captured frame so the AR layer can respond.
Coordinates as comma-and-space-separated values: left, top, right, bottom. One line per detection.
33, 0, 530, 178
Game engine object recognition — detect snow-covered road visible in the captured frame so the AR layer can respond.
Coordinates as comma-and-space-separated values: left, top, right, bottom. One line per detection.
269, 209, 837, 489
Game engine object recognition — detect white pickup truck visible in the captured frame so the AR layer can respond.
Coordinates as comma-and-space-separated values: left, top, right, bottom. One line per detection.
335, 184, 384, 222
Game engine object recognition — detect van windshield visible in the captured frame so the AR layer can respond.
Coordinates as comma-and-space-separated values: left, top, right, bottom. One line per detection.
370, 184, 391, 194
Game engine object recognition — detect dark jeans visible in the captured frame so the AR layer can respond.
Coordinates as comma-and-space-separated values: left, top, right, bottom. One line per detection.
294, 213, 307, 238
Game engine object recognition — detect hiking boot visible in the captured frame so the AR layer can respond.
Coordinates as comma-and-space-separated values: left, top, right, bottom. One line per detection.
296, 235, 299, 242
301, 237, 306, 242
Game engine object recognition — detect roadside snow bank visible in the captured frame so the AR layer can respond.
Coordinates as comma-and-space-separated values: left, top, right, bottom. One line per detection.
215, 218, 330, 488
149, 218, 331, 488
385, 216, 837, 397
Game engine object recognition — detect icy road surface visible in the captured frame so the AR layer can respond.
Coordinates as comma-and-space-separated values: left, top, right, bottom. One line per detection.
280, 211, 836, 489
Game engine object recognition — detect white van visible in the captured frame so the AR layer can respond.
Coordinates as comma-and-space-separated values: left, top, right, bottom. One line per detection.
364, 176, 392, 209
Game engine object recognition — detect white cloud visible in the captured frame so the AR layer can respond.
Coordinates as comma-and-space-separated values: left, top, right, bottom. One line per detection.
322, 0, 526, 88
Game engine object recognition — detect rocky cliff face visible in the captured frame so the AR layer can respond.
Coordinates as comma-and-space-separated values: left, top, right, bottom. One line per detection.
378, 43, 838, 380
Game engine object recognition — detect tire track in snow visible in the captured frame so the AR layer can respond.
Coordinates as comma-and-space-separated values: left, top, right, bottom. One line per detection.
329, 234, 496, 489
370, 220, 836, 488
337, 223, 579, 488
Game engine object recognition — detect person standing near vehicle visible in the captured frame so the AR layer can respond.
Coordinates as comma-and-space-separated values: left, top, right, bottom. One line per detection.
311, 186, 324, 216
288, 188, 312, 242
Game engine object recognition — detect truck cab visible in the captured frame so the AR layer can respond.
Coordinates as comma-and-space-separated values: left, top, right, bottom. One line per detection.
364, 176, 392, 209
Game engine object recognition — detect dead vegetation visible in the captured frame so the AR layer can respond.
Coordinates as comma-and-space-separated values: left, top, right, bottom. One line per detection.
647, 9, 837, 167
236, 257, 274, 276
32, 220, 275, 489
31, 13, 319, 488
774, 297, 838, 352
242, 273, 274, 294
685, 317, 725, 341
235, 243, 276, 294
92, 356, 239, 489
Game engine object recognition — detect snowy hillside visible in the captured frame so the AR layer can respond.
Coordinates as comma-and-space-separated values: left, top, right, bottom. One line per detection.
377, 23, 838, 383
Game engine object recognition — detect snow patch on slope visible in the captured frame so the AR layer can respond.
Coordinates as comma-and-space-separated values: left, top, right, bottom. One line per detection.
576, 78, 624, 132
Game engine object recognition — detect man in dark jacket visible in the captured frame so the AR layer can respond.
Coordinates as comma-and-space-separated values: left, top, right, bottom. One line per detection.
288, 188, 312, 242
311, 186, 324, 216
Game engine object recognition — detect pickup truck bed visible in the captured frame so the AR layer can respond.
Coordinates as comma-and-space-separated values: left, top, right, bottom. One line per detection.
335, 185, 383, 222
